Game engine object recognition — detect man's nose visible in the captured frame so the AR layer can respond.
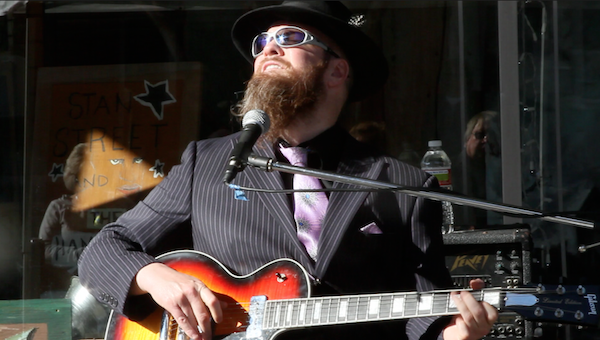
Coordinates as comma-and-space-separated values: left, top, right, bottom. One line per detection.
262, 38, 283, 56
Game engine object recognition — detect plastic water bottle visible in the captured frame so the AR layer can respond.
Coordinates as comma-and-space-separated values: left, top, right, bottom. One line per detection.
421, 140, 454, 233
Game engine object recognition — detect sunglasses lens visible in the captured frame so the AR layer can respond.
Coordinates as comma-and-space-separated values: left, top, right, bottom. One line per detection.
253, 34, 269, 56
276, 28, 306, 46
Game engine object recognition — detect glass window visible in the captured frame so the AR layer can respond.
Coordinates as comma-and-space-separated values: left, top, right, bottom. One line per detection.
1, 1, 597, 340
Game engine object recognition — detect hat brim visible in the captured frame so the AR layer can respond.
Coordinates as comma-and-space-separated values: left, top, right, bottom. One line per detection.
231, 4, 388, 102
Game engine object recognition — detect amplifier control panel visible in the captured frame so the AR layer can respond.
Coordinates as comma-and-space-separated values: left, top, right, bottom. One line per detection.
443, 227, 533, 339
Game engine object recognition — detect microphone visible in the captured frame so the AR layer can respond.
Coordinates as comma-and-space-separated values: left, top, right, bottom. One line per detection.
223, 109, 270, 184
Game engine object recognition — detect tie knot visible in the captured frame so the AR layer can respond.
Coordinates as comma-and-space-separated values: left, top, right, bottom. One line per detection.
280, 146, 308, 167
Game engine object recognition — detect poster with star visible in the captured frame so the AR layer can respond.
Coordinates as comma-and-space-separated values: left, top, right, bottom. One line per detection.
28, 62, 202, 232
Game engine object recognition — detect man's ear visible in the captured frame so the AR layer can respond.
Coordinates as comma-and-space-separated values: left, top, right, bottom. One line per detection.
326, 58, 350, 88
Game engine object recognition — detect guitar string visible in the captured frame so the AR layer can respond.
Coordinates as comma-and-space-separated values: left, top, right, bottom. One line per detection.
212, 288, 592, 323
165, 288, 593, 330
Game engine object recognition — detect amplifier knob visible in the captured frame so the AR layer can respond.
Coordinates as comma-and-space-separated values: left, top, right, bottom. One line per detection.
515, 327, 524, 336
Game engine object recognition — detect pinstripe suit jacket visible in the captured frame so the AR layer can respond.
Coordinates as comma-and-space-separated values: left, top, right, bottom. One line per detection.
78, 128, 453, 340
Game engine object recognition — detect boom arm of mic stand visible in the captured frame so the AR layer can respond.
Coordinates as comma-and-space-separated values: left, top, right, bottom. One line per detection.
247, 154, 594, 230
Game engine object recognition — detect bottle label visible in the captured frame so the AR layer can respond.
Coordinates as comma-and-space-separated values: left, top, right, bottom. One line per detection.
423, 168, 452, 188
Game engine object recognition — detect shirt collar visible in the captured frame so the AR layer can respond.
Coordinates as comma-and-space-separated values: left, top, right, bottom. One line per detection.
277, 124, 346, 171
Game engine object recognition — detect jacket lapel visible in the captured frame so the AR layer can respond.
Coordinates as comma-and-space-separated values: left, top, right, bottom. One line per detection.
241, 139, 317, 269
315, 149, 385, 277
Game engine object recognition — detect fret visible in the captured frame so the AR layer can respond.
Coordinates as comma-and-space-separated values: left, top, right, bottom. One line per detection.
313, 301, 322, 322
379, 294, 392, 319
263, 301, 272, 329
305, 299, 315, 326
347, 296, 359, 321
320, 298, 329, 324
356, 296, 368, 320
319, 298, 329, 324
267, 301, 278, 329
444, 293, 451, 314
290, 300, 300, 327
328, 297, 340, 323
431, 293, 447, 314
286, 303, 293, 325
299, 301, 307, 324
483, 290, 501, 308
418, 293, 433, 315
404, 293, 418, 317
448, 293, 457, 310
368, 296, 380, 319
339, 298, 348, 319
275, 302, 282, 327
392, 294, 405, 317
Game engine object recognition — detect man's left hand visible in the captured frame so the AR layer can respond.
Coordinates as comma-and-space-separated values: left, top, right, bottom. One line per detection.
442, 279, 499, 340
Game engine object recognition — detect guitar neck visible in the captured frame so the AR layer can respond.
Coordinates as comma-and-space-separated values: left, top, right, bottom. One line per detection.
262, 289, 503, 330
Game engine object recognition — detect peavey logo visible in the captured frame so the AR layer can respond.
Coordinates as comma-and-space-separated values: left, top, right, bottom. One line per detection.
585, 294, 598, 315
450, 255, 489, 272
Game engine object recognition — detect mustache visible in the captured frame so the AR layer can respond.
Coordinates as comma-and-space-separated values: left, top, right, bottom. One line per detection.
256, 56, 292, 71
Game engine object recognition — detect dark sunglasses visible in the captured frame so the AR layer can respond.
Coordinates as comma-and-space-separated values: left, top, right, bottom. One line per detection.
473, 131, 487, 140
252, 26, 340, 58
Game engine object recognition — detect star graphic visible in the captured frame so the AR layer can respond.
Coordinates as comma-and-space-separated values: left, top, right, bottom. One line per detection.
48, 163, 64, 182
149, 159, 165, 178
134, 80, 176, 120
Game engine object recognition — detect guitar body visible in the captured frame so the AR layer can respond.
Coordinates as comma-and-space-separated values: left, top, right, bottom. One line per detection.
105, 250, 311, 340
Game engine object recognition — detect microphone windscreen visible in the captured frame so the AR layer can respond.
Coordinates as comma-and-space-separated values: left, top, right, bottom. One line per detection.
242, 109, 270, 133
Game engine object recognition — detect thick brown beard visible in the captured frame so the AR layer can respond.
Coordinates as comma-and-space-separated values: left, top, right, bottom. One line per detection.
237, 58, 329, 144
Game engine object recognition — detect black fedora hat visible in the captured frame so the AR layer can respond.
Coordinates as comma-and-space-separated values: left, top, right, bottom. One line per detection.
231, 1, 388, 102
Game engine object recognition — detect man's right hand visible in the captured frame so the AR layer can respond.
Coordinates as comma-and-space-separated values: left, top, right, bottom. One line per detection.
131, 262, 223, 340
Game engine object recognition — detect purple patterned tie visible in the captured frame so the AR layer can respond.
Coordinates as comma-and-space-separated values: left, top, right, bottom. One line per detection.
280, 146, 328, 260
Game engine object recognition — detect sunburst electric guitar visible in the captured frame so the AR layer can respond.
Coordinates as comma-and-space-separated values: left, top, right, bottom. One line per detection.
105, 250, 600, 340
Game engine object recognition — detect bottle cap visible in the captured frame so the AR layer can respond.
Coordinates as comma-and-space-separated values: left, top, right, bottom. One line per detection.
428, 140, 442, 147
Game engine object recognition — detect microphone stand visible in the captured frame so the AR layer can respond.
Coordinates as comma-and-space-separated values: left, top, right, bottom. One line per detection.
247, 154, 595, 230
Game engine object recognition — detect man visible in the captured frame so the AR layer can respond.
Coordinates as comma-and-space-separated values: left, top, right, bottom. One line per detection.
454, 111, 502, 227
464, 111, 499, 160
79, 2, 497, 340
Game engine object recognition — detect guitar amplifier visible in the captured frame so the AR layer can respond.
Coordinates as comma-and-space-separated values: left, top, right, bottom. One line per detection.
443, 226, 533, 339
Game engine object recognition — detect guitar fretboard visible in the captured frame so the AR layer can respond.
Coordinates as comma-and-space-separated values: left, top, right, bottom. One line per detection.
262, 290, 503, 330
